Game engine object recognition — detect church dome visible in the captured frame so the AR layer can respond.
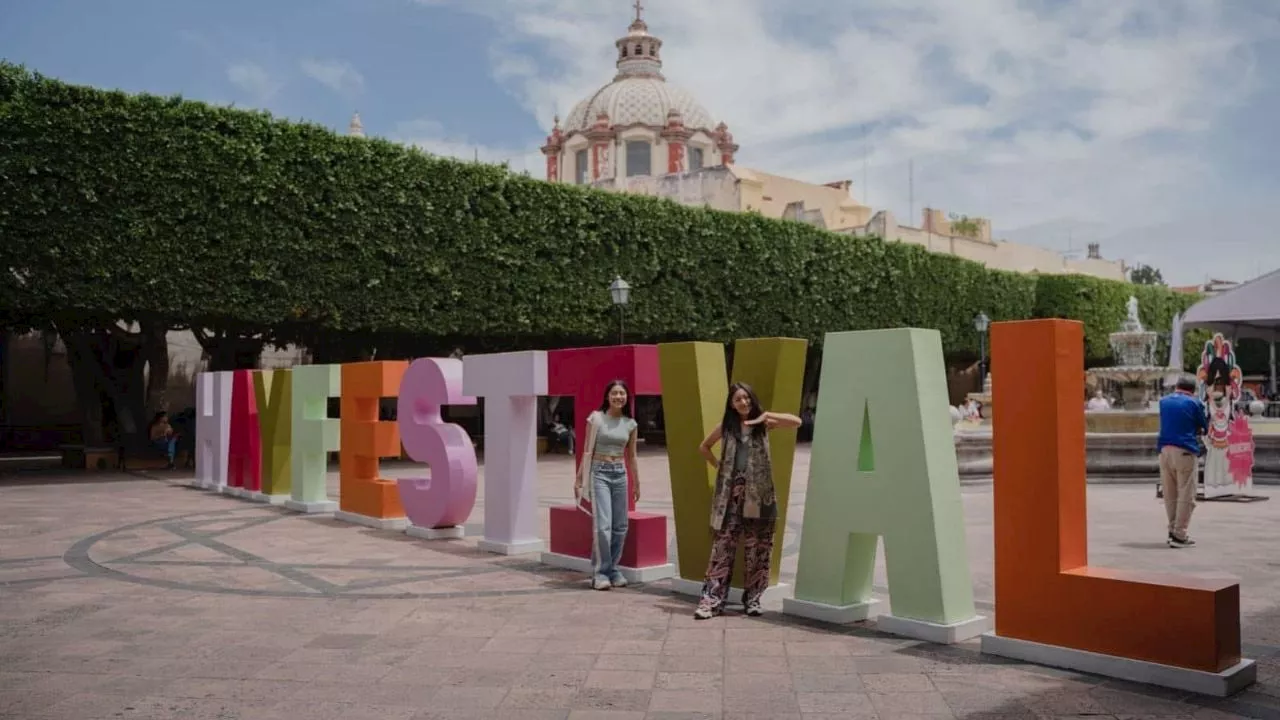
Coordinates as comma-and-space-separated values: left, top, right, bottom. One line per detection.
560, 3, 718, 137
564, 78, 715, 134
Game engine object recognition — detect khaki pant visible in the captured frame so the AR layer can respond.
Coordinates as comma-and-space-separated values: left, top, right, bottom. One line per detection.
1159, 446, 1198, 540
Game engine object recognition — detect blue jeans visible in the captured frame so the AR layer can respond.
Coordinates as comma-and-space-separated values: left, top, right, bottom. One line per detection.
591, 461, 629, 582
153, 437, 176, 462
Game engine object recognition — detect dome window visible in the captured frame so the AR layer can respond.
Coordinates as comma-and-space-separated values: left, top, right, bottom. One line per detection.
626, 141, 652, 177
575, 149, 589, 184
635, 44, 643, 55
689, 147, 704, 171
621, 46, 628, 57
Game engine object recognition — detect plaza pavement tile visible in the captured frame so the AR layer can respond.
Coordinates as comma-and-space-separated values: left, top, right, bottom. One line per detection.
0, 447, 1278, 719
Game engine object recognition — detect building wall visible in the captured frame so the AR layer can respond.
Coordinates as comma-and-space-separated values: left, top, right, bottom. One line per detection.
594, 167, 742, 212
734, 168, 873, 231
857, 210, 1127, 280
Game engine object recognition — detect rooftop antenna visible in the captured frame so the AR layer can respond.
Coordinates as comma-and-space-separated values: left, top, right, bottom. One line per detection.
862, 142, 869, 206
908, 159, 915, 223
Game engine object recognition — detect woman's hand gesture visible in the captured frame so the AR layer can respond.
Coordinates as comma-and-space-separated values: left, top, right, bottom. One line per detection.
744, 412, 777, 429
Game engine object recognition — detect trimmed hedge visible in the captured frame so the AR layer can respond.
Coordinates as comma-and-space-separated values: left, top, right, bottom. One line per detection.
0, 63, 1198, 364
1033, 275, 1202, 367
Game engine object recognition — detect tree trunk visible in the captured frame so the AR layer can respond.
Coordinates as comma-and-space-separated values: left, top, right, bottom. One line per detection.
141, 321, 170, 413
801, 346, 823, 412
63, 331, 106, 446
194, 327, 265, 371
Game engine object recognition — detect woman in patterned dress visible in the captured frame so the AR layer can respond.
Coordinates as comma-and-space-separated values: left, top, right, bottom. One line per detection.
693, 382, 801, 619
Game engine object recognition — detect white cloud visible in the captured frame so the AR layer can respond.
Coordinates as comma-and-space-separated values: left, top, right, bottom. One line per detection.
225, 61, 281, 104
412, 0, 1278, 284
300, 58, 365, 96
392, 119, 543, 175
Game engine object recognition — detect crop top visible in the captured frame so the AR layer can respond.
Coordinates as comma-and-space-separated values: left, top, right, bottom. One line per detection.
590, 412, 637, 456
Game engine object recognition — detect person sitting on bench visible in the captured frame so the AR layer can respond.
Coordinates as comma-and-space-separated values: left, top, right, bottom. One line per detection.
148, 411, 177, 469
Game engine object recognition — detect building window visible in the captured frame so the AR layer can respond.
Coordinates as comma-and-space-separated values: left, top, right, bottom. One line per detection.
626, 141, 651, 177
649, 45, 656, 56
635, 44, 643, 55
575, 149, 589, 184
689, 147, 704, 171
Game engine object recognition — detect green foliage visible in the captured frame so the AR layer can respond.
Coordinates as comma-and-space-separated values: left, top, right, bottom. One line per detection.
949, 215, 981, 239
1032, 275, 1202, 369
0, 63, 1198, 362
1128, 264, 1165, 286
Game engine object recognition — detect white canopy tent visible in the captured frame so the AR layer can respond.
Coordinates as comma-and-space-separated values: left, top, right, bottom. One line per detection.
1181, 268, 1280, 395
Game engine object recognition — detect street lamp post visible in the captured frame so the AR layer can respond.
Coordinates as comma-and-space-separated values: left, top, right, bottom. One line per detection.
973, 312, 991, 386
609, 276, 631, 345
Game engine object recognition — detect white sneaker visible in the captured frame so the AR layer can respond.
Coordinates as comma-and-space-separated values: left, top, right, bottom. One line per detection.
592, 577, 612, 591
693, 605, 717, 620
609, 575, 628, 588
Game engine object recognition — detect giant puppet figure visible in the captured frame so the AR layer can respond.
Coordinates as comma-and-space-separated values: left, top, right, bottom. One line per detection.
1197, 334, 1246, 498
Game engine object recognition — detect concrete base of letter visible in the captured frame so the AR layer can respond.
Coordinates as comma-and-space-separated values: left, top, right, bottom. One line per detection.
219, 486, 250, 499
782, 596, 881, 625
875, 613, 990, 645
406, 525, 465, 540
283, 498, 338, 514
334, 510, 409, 531
477, 539, 545, 556
980, 633, 1255, 697
253, 493, 289, 506
669, 577, 791, 606
540, 551, 674, 584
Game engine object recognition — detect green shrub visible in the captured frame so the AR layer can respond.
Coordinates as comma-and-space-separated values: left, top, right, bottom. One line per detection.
0, 62, 1196, 361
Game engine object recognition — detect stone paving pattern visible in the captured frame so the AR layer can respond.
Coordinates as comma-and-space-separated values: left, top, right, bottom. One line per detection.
1, 447, 1279, 719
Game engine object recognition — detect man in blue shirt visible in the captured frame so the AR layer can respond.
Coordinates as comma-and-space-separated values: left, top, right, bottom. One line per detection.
1157, 376, 1208, 548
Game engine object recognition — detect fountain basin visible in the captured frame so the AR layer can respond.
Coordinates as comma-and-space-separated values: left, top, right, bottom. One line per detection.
954, 424, 1280, 479
1085, 410, 1160, 434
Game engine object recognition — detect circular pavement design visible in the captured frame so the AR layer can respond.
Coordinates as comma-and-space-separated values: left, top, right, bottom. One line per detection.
61, 506, 583, 600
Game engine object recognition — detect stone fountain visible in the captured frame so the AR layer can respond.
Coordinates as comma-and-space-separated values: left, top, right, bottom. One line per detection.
965, 373, 993, 422
1083, 296, 1178, 432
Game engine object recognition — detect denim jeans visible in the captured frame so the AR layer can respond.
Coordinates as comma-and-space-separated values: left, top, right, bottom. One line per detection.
591, 460, 629, 582
153, 437, 176, 463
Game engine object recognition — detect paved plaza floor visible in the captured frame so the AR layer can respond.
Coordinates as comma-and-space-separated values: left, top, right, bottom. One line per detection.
2, 448, 1279, 719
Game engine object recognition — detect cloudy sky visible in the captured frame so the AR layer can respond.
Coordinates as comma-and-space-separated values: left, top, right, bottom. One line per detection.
5, 0, 1278, 285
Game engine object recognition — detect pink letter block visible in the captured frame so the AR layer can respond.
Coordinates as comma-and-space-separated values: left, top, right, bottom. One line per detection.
396, 358, 478, 536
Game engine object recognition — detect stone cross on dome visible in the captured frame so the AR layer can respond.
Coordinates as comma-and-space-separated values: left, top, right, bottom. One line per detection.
633, 0, 643, 21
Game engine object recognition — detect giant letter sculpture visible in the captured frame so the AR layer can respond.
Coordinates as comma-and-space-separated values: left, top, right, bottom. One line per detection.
980, 319, 1254, 695
658, 338, 806, 599
285, 364, 340, 514
783, 329, 987, 644
195, 371, 232, 491
397, 358, 478, 540
338, 361, 409, 529
463, 351, 547, 555
225, 369, 263, 499
253, 368, 292, 503
542, 345, 671, 582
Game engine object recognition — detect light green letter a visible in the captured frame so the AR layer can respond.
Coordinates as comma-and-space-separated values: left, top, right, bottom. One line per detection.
790, 328, 978, 630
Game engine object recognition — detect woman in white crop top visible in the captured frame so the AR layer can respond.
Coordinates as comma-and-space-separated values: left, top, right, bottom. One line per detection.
575, 380, 640, 590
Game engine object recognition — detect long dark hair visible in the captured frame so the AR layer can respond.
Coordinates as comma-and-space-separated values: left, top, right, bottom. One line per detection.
596, 379, 632, 417
721, 381, 765, 439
